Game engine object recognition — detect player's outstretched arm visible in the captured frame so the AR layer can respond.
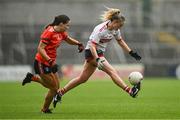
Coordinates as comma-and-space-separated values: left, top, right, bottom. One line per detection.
116, 38, 131, 53
65, 36, 84, 52
116, 38, 141, 61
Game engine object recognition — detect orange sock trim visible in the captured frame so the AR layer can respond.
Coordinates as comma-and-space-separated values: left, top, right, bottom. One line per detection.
31, 76, 39, 81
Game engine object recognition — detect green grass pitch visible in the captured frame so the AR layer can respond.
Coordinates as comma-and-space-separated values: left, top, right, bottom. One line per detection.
0, 78, 180, 119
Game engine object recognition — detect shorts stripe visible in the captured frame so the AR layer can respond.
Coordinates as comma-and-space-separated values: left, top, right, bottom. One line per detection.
34, 60, 55, 74
38, 62, 44, 74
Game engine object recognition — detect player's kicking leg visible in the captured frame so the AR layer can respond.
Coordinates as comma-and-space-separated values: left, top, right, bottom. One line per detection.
100, 57, 141, 98
53, 60, 97, 108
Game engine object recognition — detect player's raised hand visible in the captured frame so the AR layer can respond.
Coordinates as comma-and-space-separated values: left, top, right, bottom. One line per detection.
129, 50, 141, 61
78, 43, 84, 53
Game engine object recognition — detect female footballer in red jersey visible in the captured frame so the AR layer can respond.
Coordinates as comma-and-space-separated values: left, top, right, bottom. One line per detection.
22, 15, 84, 113
53, 8, 142, 107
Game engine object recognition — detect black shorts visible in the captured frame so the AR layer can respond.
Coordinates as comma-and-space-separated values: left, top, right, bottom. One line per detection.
85, 49, 104, 62
34, 60, 54, 74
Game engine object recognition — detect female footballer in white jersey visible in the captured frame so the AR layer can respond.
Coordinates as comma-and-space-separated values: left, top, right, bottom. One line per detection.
53, 8, 142, 107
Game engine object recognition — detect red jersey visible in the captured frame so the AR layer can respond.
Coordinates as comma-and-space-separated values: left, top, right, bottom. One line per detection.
35, 26, 68, 66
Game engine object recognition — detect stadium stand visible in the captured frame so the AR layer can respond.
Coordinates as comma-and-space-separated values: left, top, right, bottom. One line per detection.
0, 0, 180, 77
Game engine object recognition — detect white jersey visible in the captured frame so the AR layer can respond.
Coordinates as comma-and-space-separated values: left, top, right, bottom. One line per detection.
85, 20, 122, 52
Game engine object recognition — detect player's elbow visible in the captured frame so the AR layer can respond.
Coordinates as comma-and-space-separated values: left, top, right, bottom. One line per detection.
37, 46, 41, 53
37, 46, 44, 54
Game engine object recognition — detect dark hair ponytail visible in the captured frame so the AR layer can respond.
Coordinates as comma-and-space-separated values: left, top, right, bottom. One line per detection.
45, 15, 70, 29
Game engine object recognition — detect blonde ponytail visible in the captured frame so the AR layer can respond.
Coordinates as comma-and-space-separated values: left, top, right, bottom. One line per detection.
100, 7, 121, 21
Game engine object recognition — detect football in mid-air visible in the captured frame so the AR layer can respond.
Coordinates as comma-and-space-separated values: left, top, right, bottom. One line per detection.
128, 72, 143, 85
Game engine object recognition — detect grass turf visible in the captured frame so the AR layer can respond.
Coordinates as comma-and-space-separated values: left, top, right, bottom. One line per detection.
0, 78, 180, 119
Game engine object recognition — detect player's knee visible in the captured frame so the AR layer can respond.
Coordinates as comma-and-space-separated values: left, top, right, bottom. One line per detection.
52, 79, 59, 89
50, 89, 57, 95
48, 87, 57, 92
53, 84, 59, 91
48, 82, 58, 91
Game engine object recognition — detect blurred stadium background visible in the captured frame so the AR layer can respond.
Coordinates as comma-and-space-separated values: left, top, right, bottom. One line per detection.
0, 0, 180, 119
0, 0, 180, 79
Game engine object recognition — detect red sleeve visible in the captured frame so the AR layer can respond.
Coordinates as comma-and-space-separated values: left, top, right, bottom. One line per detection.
62, 32, 68, 40
40, 29, 52, 44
